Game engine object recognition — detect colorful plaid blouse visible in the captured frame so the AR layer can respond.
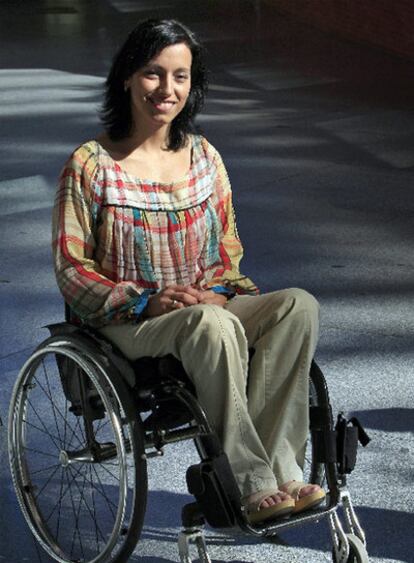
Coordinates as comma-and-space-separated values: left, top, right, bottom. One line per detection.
52, 135, 258, 327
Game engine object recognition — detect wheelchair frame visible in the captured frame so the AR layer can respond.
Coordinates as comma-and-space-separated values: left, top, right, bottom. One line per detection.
8, 321, 369, 563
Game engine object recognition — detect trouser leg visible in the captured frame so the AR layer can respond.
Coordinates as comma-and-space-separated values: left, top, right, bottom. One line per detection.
226, 288, 319, 484
99, 304, 277, 497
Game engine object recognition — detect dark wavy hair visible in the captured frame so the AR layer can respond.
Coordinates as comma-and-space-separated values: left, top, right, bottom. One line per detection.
100, 18, 208, 151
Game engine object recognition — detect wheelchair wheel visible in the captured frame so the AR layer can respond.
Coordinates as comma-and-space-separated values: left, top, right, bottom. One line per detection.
9, 339, 147, 563
302, 361, 332, 487
332, 534, 369, 563
345, 534, 369, 563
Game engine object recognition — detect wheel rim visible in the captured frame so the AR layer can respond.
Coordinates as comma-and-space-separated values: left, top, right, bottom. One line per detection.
9, 345, 136, 563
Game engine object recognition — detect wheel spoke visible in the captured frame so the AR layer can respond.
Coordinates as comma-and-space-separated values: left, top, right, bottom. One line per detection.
75, 463, 119, 515
89, 465, 101, 554
23, 446, 60, 460
32, 374, 80, 446
34, 464, 61, 500
95, 459, 121, 483
44, 464, 83, 524
22, 418, 62, 445
73, 464, 89, 551
65, 468, 86, 561
30, 463, 62, 476
95, 417, 111, 435
55, 465, 65, 541
64, 415, 86, 453
26, 397, 62, 451
90, 464, 119, 517
27, 377, 84, 451
67, 466, 108, 545
42, 359, 64, 445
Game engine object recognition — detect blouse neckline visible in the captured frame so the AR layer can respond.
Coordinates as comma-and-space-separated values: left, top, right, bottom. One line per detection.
92, 136, 196, 188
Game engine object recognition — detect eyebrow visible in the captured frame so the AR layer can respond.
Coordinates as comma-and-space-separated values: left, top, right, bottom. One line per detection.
144, 64, 191, 72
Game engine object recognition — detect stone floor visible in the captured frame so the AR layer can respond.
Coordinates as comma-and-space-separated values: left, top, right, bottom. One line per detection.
0, 1, 413, 562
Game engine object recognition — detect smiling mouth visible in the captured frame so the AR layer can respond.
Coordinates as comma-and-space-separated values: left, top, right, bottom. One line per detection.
148, 98, 177, 112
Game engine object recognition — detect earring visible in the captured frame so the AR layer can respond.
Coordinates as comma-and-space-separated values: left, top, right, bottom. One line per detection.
124, 82, 129, 92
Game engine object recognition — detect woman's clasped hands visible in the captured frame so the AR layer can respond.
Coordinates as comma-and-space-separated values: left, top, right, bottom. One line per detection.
144, 285, 228, 318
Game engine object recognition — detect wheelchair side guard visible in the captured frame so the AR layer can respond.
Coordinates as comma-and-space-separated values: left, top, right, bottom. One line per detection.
312, 411, 370, 476
56, 353, 106, 420
45, 321, 79, 337
336, 413, 370, 475
45, 322, 137, 389
42, 325, 139, 423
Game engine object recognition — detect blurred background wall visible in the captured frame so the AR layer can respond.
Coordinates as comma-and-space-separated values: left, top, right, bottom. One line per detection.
266, 0, 414, 60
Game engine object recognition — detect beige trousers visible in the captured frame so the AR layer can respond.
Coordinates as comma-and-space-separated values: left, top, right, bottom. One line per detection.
99, 288, 319, 498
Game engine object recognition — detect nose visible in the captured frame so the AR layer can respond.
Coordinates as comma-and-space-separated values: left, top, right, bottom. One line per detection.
158, 74, 173, 96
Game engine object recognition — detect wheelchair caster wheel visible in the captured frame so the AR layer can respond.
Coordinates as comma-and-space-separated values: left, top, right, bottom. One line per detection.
333, 533, 369, 563
178, 528, 212, 563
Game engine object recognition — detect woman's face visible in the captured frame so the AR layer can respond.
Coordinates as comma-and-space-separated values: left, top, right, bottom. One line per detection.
125, 42, 192, 130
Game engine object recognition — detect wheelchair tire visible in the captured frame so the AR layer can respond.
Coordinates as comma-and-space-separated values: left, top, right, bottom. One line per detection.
303, 360, 333, 487
9, 338, 147, 563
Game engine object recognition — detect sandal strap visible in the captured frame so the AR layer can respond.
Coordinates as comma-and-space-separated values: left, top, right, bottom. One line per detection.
281, 480, 308, 500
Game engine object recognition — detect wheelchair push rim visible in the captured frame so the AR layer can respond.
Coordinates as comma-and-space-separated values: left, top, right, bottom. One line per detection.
8, 343, 145, 563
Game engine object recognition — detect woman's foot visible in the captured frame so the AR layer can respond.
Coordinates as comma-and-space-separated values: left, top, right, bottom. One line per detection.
243, 489, 295, 524
280, 480, 326, 514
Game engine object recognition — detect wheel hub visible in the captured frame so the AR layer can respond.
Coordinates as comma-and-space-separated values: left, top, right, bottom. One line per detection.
59, 447, 95, 467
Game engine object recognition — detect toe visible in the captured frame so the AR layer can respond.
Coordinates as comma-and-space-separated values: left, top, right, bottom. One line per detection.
260, 491, 292, 509
298, 484, 322, 499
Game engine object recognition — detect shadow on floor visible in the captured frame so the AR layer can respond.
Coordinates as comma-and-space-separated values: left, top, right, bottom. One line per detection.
351, 408, 414, 433
2, 479, 413, 562
281, 504, 413, 562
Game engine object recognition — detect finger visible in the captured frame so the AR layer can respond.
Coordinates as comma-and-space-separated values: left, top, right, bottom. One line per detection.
199, 291, 218, 302
199, 293, 227, 307
183, 285, 202, 299
167, 284, 193, 293
174, 292, 199, 306
170, 299, 184, 310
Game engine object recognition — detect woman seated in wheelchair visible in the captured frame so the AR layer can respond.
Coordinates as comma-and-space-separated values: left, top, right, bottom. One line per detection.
52, 18, 325, 525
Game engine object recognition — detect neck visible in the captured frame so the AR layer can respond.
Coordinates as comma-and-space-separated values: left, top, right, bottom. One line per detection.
133, 125, 170, 150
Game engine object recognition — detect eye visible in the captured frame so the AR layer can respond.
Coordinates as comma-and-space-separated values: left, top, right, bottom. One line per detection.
143, 69, 159, 78
175, 73, 190, 83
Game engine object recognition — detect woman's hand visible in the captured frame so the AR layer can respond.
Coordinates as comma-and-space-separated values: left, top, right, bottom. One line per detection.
143, 286, 228, 318
144, 285, 201, 317
198, 290, 228, 307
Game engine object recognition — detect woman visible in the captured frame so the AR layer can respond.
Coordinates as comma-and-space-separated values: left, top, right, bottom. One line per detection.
52, 18, 325, 524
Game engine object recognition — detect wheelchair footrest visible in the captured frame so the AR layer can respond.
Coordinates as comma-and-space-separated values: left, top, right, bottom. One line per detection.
186, 440, 241, 528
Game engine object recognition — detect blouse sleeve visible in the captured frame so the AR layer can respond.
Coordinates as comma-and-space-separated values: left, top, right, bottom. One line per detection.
52, 146, 148, 327
203, 144, 259, 295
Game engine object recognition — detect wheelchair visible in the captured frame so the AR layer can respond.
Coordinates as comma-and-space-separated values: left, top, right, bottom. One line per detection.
8, 316, 370, 563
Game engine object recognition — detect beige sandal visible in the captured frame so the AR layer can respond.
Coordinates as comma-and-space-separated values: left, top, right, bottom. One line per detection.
281, 481, 326, 514
243, 489, 295, 524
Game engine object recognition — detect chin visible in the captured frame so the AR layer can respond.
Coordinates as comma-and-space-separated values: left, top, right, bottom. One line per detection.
151, 114, 177, 125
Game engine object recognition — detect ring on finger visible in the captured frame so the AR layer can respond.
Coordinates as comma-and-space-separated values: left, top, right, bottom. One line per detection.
172, 299, 178, 306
